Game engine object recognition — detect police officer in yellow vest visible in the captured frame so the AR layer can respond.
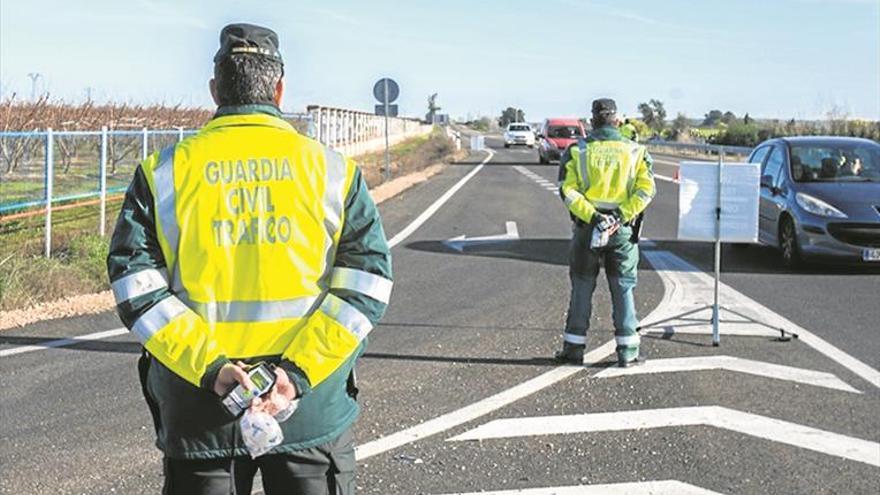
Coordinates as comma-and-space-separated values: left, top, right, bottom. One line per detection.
620, 118, 639, 142
556, 99, 655, 367
107, 24, 392, 494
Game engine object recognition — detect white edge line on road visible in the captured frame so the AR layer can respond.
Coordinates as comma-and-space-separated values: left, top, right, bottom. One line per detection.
439, 480, 724, 495
449, 405, 880, 467
0, 327, 128, 358
353, 340, 616, 461
388, 149, 495, 249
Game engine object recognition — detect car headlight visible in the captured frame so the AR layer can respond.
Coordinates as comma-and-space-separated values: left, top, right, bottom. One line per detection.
795, 192, 847, 218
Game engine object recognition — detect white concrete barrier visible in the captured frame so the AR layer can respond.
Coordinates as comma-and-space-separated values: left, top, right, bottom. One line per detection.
307, 105, 433, 157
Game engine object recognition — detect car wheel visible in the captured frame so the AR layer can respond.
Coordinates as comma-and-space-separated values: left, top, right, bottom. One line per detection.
779, 217, 802, 269
504, 143, 510, 148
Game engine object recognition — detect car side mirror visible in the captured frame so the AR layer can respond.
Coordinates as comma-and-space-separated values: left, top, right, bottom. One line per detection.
760, 174, 773, 188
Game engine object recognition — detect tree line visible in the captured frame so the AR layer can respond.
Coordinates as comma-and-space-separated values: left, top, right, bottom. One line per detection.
632, 99, 879, 147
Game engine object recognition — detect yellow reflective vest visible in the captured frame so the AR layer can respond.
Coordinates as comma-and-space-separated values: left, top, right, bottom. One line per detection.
113, 113, 392, 391
561, 128, 656, 224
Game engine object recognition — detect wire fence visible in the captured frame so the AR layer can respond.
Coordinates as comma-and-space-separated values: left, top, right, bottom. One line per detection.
0, 114, 315, 257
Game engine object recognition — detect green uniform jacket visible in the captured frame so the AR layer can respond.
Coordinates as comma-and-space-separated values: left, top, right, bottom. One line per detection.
107, 105, 392, 459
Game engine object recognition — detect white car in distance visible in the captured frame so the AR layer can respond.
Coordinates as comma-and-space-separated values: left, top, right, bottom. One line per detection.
504, 123, 535, 148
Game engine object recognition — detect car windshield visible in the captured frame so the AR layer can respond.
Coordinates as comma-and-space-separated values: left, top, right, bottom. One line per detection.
790, 143, 880, 182
508, 125, 531, 132
548, 126, 580, 138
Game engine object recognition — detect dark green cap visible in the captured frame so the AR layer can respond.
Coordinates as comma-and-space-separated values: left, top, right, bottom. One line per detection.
214, 23, 283, 64
591, 98, 617, 117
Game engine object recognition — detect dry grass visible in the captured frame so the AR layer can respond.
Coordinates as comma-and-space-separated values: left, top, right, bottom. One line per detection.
358, 128, 456, 187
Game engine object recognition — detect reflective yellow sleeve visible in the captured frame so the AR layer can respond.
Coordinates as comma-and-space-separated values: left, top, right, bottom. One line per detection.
561, 150, 596, 223
619, 149, 656, 222
281, 294, 370, 389
133, 295, 229, 388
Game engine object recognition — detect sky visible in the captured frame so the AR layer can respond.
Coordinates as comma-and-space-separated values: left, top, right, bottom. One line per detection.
2, 0, 879, 122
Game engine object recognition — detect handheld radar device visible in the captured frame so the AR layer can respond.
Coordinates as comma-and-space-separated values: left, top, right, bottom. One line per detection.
221, 362, 277, 417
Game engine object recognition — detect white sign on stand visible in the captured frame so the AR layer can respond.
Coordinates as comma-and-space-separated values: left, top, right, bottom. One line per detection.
672, 159, 761, 346
678, 162, 760, 243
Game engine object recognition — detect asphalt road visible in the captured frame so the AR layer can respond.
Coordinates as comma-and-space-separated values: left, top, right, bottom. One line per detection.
0, 136, 877, 494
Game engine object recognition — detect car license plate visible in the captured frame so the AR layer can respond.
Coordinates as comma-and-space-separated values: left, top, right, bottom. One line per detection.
863, 248, 880, 261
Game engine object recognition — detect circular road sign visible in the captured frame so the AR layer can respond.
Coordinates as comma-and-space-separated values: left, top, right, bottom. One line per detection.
373, 78, 400, 103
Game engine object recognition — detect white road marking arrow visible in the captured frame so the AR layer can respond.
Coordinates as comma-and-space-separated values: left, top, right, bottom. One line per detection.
437, 480, 724, 495
449, 406, 880, 467
594, 355, 860, 394
442, 221, 519, 252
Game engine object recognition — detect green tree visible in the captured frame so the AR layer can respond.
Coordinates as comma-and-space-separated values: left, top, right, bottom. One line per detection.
702, 109, 723, 127
668, 113, 691, 141
637, 99, 666, 133
498, 107, 525, 127
721, 111, 737, 125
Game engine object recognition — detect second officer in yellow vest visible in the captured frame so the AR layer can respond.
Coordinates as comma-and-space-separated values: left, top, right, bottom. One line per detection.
557, 98, 655, 367
107, 23, 391, 494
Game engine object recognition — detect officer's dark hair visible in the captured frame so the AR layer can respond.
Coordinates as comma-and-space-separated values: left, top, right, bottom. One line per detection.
213, 54, 283, 106
591, 113, 618, 128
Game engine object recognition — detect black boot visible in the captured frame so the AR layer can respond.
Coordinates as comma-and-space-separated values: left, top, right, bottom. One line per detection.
554, 342, 585, 364
617, 355, 646, 368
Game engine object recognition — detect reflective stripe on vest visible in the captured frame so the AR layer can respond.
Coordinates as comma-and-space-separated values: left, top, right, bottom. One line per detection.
615, 334, 641, 347
320, 148, 347, 288
187, 296, 319, 324
330, 267, 393, 304
154, 146, 179, 267
320, 293, 373, 341
594, 200, 620, 211
111, 268, 169, 303
563, 190, 581, 208
132, 296, 189, 343
578, 140, 590, 190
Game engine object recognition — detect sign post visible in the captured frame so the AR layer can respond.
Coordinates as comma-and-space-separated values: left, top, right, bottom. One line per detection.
373, 77, 399, 182
653, 156, 769, 346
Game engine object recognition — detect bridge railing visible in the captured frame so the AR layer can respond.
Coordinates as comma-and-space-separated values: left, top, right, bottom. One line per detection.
307, 105, 433, 157
644, 141, 754, 159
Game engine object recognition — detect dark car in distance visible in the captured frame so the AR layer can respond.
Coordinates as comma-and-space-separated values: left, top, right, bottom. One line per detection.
746, 136, 880, 267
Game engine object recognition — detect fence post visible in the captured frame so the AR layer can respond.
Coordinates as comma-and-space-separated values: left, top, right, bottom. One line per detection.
99, 126, 108, 236
44, 128, 54, 258
142, 127, 149, 161
177, 127, 184, 142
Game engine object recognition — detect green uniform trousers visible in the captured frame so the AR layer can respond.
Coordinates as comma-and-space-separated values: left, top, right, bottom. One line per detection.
161, 427, 355, 495
564, 223, 641, 361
